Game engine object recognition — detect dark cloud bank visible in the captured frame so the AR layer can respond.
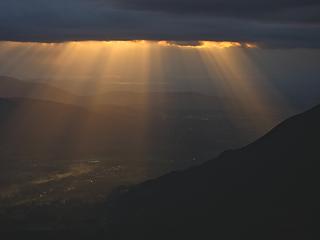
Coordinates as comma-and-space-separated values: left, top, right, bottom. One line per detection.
0, 0, 320, 48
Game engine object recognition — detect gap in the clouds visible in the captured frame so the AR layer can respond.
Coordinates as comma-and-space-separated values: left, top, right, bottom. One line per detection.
0, 40, 257, 49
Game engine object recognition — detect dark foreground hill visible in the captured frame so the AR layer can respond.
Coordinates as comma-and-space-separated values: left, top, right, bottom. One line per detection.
106, 104, 320, 240
1, 104, 319, 240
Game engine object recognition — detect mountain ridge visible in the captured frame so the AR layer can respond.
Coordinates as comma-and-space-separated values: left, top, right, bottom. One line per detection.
106, 103, 320, 239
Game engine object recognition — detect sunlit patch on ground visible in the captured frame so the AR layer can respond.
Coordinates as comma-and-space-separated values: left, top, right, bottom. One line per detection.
0, 156, 163, 207
31, 163, 95, 185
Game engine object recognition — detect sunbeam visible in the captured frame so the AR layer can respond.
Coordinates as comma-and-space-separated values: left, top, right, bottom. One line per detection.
1, 1, 319, 237
0, 40, 298, 206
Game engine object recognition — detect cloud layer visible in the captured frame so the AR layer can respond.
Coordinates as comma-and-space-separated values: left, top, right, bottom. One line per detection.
0, 0, 319, 48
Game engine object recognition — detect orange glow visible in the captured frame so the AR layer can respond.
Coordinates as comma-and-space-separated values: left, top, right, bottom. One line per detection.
0, 40, 256, 50
0, 39, 291, 204
157, 40, 255, 49
196, 46, 288, 132
0, 40, 282, 135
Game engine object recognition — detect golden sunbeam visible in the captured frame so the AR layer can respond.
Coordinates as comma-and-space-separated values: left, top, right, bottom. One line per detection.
0, 40, 285, 136
0, 40, 286, 134
0, 40, 289, 176
197, 46, 288, 133
0, 39, 299, 209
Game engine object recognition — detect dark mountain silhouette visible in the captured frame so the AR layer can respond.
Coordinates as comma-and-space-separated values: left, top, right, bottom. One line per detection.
0, 76, 292, 117
106, 104, 320, 240
0, 76, 239, 115
0, 102, 319, 240
0, 76, 228, 110
84, 91, 227, 110
0, 76, 79, 104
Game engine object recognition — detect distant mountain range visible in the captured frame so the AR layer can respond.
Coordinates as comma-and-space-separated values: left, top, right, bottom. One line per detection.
106, 103, 320, 239
0, 76, 78, 104
0, 76, 295, 114
0, 76, 228, 109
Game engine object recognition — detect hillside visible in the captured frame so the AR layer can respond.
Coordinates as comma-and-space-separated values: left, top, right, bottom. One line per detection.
107, 104, 320, 239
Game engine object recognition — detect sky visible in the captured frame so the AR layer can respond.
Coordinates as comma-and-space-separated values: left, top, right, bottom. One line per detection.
0, 0, 319, 113
0, 0, 320, 48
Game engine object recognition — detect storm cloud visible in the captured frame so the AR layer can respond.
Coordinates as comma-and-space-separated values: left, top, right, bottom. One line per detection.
0, 0, 319, 48
110, 0, 320, 23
